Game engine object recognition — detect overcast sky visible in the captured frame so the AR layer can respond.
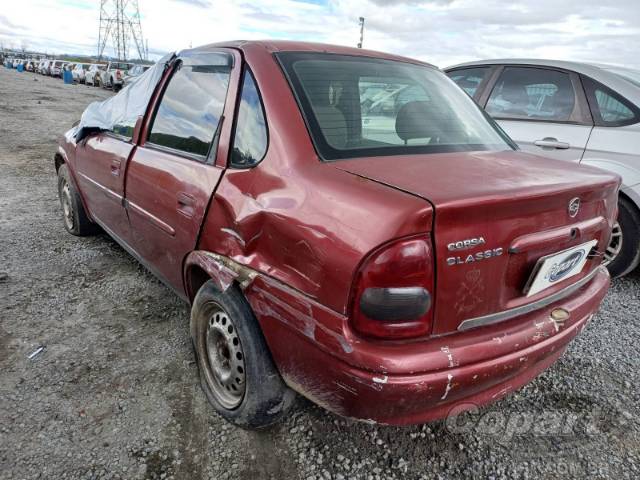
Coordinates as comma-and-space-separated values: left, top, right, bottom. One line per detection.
1, 0, 639, 68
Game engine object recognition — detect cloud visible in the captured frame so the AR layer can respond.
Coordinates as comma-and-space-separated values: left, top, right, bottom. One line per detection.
170, 0, 210, 7
1, 0, 639, 70
0, 15, 19, 29
369, 0, 453, 5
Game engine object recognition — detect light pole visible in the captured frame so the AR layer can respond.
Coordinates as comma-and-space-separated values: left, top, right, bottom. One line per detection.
358, 17, 365, 48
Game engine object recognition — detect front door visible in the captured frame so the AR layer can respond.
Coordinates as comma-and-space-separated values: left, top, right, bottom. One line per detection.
124, 48, 240, 294
484, 66, 593, 163
76, 133, 134, 240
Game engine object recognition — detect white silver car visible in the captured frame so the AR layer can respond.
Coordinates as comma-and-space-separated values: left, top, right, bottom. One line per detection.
49, 60, 65, 77
84, 63, 107, 86
102, 61, 134, 91
446, 59, 640, 277
71, 63, 92, 83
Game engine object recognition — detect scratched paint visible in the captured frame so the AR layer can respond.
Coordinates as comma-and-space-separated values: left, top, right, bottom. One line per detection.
440, 346, 459, 368
441, 374, 454, 400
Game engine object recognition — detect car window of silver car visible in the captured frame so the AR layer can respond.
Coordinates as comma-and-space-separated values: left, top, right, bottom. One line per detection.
486, 67, 576, 122
447, 67, 492, 98
582, 75, 640, 127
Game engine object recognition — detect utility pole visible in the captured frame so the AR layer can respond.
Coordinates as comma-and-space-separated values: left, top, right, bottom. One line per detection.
357, 17, 365, 48
97, 0, 147, 61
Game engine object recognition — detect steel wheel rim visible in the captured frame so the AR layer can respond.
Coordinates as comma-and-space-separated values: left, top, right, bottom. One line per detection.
603, 222, 623, 266
61, 181, 74, 230
203, 304, 246, 409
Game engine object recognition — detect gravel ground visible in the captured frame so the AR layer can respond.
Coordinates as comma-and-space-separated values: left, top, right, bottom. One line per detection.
0, 66, 639, 480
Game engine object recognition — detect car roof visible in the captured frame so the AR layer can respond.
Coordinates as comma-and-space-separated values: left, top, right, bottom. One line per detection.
181, 40, 436, 69
446, 58, 640, 106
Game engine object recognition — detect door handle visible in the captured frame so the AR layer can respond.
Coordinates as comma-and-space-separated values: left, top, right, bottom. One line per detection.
110, 159, 122, 176
534, 138, 570, 150
177, 192, 196, 218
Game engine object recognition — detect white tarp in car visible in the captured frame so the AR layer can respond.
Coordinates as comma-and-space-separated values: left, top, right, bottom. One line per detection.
74, 52, 176, 141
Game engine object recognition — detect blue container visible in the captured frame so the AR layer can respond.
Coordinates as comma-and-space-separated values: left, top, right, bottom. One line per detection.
17, 63, 24, 72
63, 69, 74, 84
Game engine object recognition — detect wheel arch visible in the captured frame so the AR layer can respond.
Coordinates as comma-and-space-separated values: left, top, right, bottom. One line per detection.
183, 251, 258, 303
619, 185, 640, 214
54, 151, 66, 172
54, 147, 95, 223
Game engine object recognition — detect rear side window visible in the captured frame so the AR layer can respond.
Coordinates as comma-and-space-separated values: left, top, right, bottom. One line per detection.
447, 67, 491, 97
148, 54, 232, 160
230, 70, 268, 167
486, 67, 576, 121
582, 76, 639, 126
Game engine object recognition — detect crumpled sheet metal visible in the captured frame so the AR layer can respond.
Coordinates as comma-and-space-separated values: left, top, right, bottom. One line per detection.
74, 52, 175, 142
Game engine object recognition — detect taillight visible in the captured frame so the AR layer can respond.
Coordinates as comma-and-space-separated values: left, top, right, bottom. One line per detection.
116, 69, 122, 80
350, 236, 434, 339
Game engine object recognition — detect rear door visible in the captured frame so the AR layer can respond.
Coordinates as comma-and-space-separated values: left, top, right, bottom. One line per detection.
483, 66, 593, 162
124, 48, 241, 293
580, 75, 640, 177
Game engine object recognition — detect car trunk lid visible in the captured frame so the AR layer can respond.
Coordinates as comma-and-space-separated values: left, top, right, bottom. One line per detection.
334, 150, 619, 335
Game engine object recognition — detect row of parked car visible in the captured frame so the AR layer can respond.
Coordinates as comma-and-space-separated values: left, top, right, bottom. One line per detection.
4, 56, 151, 91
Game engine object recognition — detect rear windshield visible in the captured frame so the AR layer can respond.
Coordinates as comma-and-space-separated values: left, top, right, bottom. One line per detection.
277, 52, 513, 160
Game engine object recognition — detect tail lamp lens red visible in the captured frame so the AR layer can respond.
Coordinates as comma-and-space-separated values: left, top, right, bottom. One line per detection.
351, 237, 434, 339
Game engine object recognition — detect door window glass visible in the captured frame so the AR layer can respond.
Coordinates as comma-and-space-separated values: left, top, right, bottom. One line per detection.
149, 56, 231, 159
486, 67, 575, 121
230, 70, 268, 167
594, 90, 635, 123
582, 76, 638, 126
447, 67, 491, 97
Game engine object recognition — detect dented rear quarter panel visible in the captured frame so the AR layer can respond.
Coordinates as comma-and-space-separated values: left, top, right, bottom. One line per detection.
195, 43, 433, 314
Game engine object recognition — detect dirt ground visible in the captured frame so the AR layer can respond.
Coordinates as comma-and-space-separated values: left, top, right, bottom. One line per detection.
0, 66, 639, 480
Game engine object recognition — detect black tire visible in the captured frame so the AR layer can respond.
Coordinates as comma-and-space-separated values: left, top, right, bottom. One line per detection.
605, 197, 640, 278
191, 281, 295, 429
57, 164, 100, 236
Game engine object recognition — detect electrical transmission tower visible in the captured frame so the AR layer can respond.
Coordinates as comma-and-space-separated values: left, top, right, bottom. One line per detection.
97, 0, 147, 61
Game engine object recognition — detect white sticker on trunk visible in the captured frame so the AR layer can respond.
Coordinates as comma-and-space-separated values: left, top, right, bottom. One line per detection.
525, 240, 598, 297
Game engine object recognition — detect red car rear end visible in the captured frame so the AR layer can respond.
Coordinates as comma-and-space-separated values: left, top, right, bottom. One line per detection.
55, 41, 620, 428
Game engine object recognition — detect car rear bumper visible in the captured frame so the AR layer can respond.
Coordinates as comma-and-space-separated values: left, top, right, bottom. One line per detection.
248, 266, 610, 425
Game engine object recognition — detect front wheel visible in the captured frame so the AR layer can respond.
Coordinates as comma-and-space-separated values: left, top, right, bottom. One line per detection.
57, 164, 100, 236
191, 281, 295, 428
604, 198, 640, 278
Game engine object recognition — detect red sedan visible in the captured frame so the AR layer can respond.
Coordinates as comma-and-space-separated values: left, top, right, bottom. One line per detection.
55, 41, 620, 428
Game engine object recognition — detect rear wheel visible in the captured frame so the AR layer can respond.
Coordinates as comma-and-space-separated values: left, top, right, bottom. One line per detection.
57, 164, 99, 236
191, 281, 295, 428
604, 198, 640, 278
